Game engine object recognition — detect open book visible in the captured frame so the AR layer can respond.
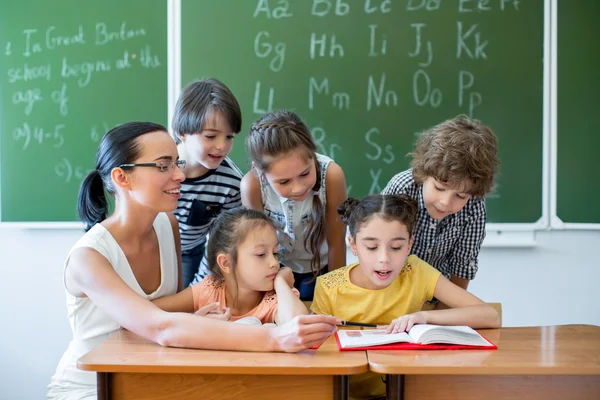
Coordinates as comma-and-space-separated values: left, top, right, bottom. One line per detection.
335, 324, 496, 351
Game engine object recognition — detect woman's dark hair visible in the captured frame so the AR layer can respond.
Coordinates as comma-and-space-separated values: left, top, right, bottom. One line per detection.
246, 110, 325, 279
337, 194, 419, 238
77, 121, 167, 231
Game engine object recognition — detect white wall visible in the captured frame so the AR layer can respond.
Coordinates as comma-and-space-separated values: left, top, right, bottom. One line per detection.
1, 228, 599, 399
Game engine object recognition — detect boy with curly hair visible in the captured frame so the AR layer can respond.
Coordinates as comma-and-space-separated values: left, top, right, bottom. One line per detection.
382, 115, 499, 306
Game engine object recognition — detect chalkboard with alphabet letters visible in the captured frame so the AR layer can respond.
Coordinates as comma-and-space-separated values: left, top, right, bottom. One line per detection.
0, 0, 167, 223
0, 0, 546, 225
181, 0, 545, 225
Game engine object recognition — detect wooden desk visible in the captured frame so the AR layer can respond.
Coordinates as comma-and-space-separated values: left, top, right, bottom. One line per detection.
367, 324, 600, 400
78, 329, 368, 400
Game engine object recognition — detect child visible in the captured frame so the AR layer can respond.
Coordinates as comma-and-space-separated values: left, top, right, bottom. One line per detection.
382, 116, 499, 304
312, 194, 500, 399
241, 110, 348, 301
171, 78, 244, 287
153, 207, 309, 325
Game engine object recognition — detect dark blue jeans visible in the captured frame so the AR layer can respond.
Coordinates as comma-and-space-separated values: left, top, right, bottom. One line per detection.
181, 243, 205, 288
292, 266, 327, 301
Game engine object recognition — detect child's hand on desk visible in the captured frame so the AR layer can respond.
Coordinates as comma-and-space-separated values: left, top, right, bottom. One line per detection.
385, 311, 426, 334
195, 302, 231, 321
275, 266, 295, 287
270, 314, 338, 352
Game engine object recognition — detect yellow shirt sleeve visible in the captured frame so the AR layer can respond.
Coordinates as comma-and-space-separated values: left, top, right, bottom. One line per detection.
311, 276, 332, 315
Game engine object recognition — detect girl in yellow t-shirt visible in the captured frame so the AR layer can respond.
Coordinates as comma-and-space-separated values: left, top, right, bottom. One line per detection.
312, 194, 500, 399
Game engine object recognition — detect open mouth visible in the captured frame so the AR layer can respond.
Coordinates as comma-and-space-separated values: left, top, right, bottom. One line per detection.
208, 154, 223, 162
374, 270, 392, 280
165, 188, 180, 196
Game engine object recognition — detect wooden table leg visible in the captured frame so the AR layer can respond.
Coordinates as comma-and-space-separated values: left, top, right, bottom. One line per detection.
97, 372, 112, 400
386, 374, 405, 400
334, 375, 349, 400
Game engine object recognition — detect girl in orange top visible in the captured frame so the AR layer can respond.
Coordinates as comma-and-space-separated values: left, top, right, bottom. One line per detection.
154, 208, 308, 325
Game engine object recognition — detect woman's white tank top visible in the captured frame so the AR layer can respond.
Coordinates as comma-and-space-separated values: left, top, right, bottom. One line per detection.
47, 213, 178, 400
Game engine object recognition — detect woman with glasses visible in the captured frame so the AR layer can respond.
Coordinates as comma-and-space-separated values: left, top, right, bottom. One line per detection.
47, 122, 338, 400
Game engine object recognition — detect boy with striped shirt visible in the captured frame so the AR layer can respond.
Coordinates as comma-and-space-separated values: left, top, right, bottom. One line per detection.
172, 78, 244, 287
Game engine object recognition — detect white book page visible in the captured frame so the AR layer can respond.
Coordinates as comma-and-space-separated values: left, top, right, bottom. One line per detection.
338, 329, 413, 349
408, 324, 489, 346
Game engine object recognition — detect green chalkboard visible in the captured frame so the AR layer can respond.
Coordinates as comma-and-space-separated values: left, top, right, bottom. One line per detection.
0, 0, 168, 223
557, 0, 600, 224
181, 0, 544, 225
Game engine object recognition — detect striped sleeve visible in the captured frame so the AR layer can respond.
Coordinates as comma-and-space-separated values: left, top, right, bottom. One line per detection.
222, 158, 243, 210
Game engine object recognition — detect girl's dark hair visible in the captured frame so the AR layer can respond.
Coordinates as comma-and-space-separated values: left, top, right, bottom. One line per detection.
171, 78, 242, 143
337, 194, 419, 238
207, 208, 275, 304
77, 121, 167, 231
246, 110, 325, 279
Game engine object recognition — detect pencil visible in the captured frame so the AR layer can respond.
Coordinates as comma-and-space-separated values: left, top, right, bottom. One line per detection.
338, 320, 378, 328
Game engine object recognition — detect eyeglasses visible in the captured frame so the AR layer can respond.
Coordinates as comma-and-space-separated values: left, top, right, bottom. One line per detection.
118, 160, 186, 172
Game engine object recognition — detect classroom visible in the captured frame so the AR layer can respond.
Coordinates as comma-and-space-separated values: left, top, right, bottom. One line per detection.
1, 0, 599, 399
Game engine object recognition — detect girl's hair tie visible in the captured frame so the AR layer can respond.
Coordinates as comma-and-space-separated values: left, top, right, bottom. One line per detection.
313, 191, 319, 196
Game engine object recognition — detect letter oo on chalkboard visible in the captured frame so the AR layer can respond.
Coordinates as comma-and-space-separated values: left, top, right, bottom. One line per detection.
413, 69, 442, 108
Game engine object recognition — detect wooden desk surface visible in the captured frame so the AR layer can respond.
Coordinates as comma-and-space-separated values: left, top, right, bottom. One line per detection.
368, 324, 600, 375
78, 329, 368, 375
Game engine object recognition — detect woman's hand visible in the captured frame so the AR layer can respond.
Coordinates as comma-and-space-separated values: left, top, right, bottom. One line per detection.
195, 302, 231, 321
385, 311, 427, 334
269, 314, 338, 352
